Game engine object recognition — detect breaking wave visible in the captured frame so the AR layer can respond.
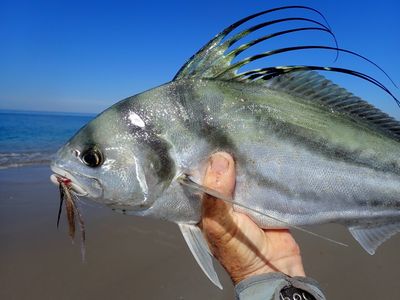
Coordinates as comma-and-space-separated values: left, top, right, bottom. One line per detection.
0, 151, 55, 169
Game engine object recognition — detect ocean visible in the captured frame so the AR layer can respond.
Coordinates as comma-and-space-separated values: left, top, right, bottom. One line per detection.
0, 110, 95, 169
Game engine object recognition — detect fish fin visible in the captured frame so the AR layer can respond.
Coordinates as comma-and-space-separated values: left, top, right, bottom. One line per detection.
255, 71, 400, 141
349, 223, 400, 255
177, 175, 348, 248
173, 6, 336, 81
173, 6, 397, 107
178, 223, 223, 289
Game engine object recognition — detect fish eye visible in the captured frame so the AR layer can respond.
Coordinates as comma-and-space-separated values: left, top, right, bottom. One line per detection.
81, 147, 103, 168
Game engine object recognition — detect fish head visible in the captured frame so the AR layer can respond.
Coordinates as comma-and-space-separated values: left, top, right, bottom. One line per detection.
51, 101, 176, 212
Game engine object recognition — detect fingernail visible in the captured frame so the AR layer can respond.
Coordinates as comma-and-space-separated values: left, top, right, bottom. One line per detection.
211, 154, 229, 174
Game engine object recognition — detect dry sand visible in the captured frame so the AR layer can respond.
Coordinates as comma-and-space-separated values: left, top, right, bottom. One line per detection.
1, 166, 399, 299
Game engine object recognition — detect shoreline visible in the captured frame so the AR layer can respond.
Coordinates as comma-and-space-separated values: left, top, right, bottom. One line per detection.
1, 165, 399, 299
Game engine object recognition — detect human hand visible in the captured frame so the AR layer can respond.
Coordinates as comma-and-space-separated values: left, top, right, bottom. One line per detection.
201, 152, 305, 285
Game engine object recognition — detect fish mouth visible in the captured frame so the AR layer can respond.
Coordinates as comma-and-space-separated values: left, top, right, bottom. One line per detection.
50, 166, 88, 196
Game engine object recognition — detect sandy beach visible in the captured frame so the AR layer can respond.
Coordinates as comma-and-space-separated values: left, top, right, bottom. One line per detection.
1, 165, 399, 299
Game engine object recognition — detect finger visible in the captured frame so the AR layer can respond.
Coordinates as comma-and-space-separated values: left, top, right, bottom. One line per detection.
203, 152, 235, 195
202, 152, 235, 227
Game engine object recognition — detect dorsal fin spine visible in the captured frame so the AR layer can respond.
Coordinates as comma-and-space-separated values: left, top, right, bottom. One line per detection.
291, 74, 319, 92
223, 17, 334, 60
174, 6, 334, 81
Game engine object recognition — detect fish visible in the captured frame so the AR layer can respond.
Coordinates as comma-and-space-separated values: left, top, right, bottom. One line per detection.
50, 5, 400, 289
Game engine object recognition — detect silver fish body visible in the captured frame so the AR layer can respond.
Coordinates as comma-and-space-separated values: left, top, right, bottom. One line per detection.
51, 6, 400, 288
53, 77, 400, 241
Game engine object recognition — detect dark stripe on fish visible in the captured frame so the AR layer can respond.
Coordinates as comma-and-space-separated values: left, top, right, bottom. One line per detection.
174, 82, 237, 152
228, 97, 400, 176
119, 103, 176, 184
280, 121, 400, 176
146, 136, 176, 183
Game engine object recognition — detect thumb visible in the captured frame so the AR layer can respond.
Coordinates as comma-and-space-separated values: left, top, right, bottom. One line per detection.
202, 152, 236, 230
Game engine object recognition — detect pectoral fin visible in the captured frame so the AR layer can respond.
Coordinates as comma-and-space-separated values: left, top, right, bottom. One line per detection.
349, 223, 400, 255
178, 223, 222, 289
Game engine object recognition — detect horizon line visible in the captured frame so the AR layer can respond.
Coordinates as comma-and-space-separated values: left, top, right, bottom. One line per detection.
0, 108, 98, 116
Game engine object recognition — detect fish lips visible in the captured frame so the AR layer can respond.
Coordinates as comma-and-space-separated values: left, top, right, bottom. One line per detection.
50, 165, 102, 198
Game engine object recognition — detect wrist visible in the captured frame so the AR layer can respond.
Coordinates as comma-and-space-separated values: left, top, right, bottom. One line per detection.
232, 253, 305, 285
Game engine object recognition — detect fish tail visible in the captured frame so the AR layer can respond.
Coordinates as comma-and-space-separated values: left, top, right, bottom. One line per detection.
349, 222, 400, 255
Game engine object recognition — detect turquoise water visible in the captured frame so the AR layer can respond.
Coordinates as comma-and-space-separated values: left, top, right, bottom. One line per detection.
0, 110, 94, 169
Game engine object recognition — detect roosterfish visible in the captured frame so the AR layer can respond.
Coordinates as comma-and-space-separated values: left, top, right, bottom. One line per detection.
50, 6, 400, 289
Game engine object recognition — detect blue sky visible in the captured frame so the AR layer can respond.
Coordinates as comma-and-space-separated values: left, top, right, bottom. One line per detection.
1, 0, 399, 117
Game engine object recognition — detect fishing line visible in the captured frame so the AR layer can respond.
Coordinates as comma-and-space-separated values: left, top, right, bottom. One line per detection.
178, 175, 348, 247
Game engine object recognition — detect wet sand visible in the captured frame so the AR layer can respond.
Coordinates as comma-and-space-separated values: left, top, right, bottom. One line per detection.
1, 166, 399, 299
